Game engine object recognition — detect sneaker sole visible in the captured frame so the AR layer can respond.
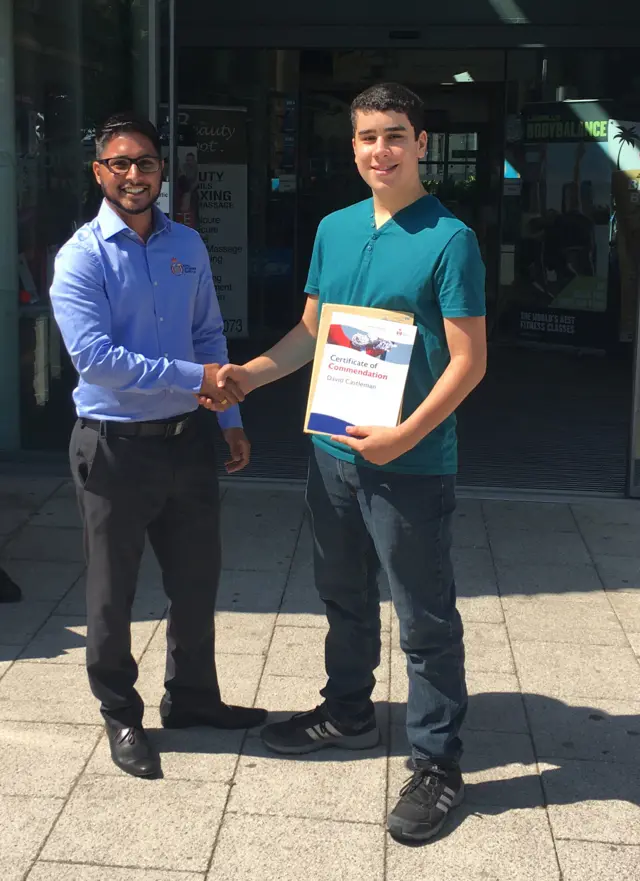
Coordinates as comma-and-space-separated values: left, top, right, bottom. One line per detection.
261, 726, 381, 755
387, 781, 465, 843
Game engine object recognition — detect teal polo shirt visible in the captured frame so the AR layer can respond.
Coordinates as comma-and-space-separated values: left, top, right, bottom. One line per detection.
305, 194, 486, 475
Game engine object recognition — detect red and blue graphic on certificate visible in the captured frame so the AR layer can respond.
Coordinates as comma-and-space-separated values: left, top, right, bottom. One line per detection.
305, 311, 417, 436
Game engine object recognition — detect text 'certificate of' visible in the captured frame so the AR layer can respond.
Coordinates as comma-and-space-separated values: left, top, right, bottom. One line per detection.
304, 308, 417, 436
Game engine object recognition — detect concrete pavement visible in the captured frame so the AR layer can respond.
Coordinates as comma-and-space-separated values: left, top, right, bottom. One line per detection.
1, 474, 640, 880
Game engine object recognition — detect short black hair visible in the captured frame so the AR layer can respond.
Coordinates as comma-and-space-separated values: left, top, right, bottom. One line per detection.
350, 83, 425, 139
96, 113, 161, 157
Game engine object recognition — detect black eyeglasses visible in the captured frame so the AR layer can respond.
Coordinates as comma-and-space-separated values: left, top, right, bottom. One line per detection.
97, 155, 162, 175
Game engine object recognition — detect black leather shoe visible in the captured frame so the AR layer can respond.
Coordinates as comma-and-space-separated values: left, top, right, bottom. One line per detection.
106, 726, 161, 778
0, 568, 22, 603
160, 695, 267, 730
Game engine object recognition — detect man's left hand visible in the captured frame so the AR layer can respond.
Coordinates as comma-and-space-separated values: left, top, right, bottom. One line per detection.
330, 425, 414, 467
222, 428, 251, 473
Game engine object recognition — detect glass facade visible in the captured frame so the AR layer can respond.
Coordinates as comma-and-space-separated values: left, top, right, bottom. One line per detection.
13, 0, 151, 449
3, 2, 640, 492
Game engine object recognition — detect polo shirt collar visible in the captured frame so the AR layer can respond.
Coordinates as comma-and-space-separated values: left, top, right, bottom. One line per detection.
97, 200, 171, 241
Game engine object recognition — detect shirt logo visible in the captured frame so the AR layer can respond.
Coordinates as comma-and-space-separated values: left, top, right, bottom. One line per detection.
170, 257, 196, 275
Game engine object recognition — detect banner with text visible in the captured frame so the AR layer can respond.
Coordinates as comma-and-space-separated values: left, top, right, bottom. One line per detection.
163, 105, 248, 338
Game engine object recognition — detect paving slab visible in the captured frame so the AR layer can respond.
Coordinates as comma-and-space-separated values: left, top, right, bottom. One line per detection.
215, 569, 287, 614
0, 560, 84, 603
501, 593, 628, 645
451, 547, 498, 598
2, 526, 85, 563
464, 671, 529, 733
0, 794, 63, 881
264, 625, 387, 679
0, 662, 99, 724
220, 501, 303, 572
31, 497, 82, 529
579, 522, 640, 558
0, 602, 58, 646
0, 508, 32, 536
571, 500, 640, 527
0, 476, 64, 511
41, 775, 228, 872
494, 560, 603, 597
489, 530, 591, 566
511, 641, 640, 700
208, 813, 384, 881
555, 840, 640, 881
386, 806, 560, 881
56, 578, 167, 619
0, 646, 20, 683
524, 694, 640, 764
541, 759, 640, 844
20, 617, 160, 665
457, 592, 504, 624
137, 650, 265, 710
0, 721, 100, 797
86, 710, 243, 782
593, 555, 640, 590
460, 623, 515, 674
28, 865, 204, 881
452, 500, 488, 549
229, 736, 387, 824
483, 500, 577, 533
606, 590, 640, 631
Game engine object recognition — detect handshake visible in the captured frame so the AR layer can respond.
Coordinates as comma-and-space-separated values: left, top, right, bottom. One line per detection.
196, 363, 252, 412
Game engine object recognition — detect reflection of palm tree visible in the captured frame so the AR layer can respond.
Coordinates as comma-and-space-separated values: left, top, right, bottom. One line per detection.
614, 125, 639, 168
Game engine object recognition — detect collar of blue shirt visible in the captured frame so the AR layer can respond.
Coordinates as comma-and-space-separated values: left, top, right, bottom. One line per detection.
97, 199, 171, 242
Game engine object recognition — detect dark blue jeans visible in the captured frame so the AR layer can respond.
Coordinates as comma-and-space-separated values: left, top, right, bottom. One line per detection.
306, 445, 467, 764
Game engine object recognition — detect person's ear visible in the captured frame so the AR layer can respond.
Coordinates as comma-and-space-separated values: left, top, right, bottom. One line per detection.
417, 131, 427, 160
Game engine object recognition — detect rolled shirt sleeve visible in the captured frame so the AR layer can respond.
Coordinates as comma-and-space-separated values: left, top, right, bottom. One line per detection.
50, 243, 205, 395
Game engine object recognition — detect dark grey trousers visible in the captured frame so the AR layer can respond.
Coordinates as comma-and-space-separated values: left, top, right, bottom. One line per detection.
70, 412, 222, 728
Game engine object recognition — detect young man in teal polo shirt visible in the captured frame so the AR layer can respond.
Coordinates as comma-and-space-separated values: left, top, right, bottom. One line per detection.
208, 83, 487, 842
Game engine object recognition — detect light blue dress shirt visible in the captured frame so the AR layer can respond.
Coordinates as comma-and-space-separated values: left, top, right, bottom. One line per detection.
50, 200, 241, 428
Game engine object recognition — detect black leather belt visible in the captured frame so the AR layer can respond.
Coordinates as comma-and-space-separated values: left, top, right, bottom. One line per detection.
80, 414, 192, 439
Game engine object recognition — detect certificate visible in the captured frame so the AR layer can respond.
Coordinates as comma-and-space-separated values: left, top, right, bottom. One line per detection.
304, 304, 417, 436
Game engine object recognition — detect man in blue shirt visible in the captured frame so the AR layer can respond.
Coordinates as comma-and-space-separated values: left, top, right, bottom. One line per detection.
50, 113, 266, 778
208, 84, 487, 842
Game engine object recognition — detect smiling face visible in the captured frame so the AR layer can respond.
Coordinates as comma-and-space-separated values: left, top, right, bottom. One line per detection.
93, 132, 163, 217
352, 109, 427, 196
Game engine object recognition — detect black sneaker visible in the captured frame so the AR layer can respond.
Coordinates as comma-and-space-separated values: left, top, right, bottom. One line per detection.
387, 761, 464, 842
260, 704, 379, 755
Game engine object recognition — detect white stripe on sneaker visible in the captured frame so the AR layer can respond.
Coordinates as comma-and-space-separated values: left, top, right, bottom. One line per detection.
305, 726, 322, 741
324, 721, 342, 737
439, 793, 453, 807
444, 787, 456, 798
435, 799, 451, 812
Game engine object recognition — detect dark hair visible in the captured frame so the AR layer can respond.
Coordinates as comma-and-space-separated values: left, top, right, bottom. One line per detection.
350, 83, 425, 139
96, 113, 162, 157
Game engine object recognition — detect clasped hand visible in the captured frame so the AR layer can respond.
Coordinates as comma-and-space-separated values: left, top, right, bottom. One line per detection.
195, 363, 246, 411
196, 363, 253, 412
